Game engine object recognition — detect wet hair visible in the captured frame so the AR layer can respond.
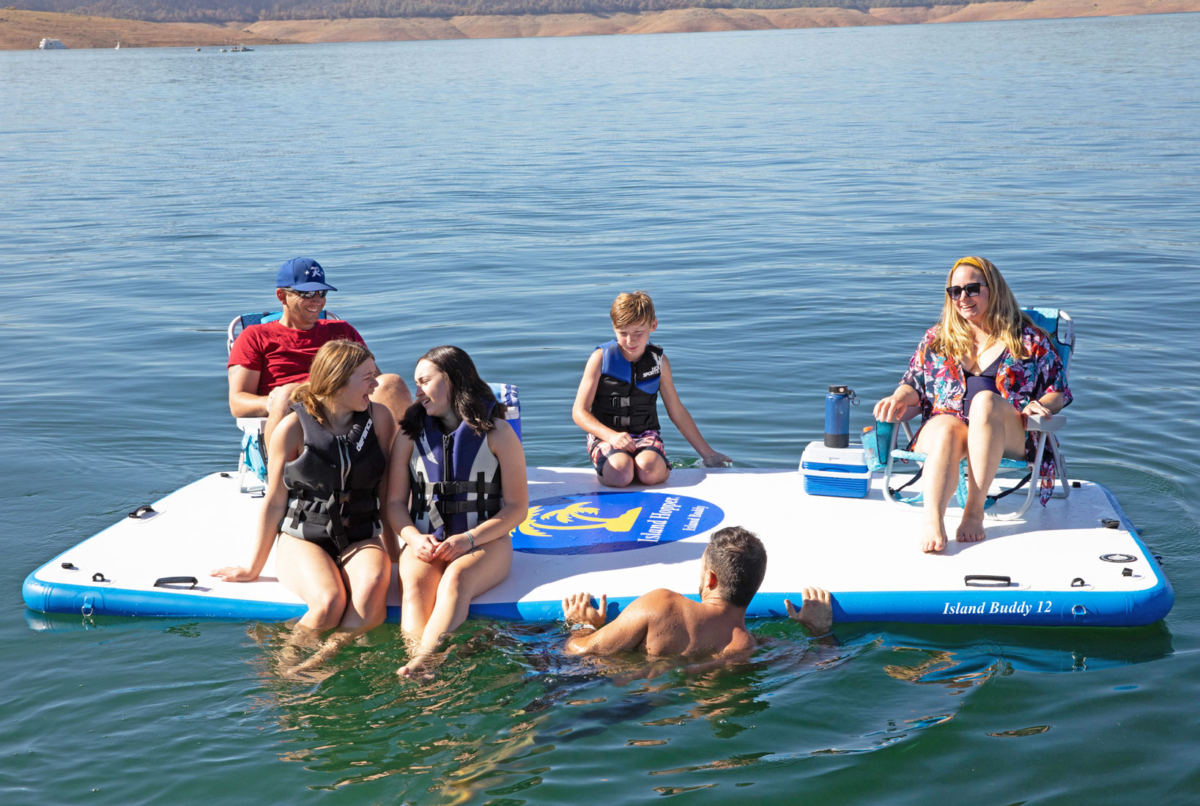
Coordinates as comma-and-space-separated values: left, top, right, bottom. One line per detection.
290, 340, 375, 427
610, 291, 656, 329
932, 256, 1041, 362
704, 526, 768, 608
400, 345, 507, 438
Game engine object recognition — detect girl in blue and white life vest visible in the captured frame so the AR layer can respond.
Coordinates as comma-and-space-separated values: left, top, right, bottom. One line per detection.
214, 340, 396, 674
386, 346, 528, 679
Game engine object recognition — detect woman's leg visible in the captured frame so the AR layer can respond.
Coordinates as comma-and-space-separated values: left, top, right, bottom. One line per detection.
285, 538, 392, 675
399, 536, 514, 678
399, 547, 445, 642
274, 534, 348, 631
911, 415, 969, 553
958, 392, 1028, 542
338, 539, 392, 633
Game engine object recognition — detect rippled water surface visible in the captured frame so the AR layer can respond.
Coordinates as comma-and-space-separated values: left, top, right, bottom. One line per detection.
3, 14, 1200, 804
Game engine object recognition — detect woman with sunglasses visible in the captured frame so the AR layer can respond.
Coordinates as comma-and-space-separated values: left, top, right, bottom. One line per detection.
386, 346, 528, 679
873, 257, 1072, 553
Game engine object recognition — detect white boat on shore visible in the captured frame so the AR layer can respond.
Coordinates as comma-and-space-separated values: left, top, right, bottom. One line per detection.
38, 38, 67, 50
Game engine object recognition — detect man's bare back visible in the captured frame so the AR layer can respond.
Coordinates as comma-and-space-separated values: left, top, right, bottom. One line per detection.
562, 528, 833, 664
563, 589, 757, 659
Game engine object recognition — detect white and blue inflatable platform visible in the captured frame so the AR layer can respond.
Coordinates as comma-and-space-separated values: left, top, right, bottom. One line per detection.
23, 466, 1172, 628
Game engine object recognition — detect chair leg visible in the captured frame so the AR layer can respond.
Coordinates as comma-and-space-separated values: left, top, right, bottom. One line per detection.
988, 433, 1048, 521
882, 423, 919, 507
882, 428, 902, 506
1049, 438, 1070, 500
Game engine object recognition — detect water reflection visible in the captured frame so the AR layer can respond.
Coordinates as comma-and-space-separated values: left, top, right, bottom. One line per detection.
217, 615, 1171, 799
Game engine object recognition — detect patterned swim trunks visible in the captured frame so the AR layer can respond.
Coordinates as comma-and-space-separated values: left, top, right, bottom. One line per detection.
587, 430, 668, 476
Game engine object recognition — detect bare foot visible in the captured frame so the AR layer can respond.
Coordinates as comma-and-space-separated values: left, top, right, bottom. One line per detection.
956, 510, 987, 543
397, 651, 437, 681
920, 519, 948, 553
280, 663, 338, 683
284, 632, 355, 678
785, 587, 833, 636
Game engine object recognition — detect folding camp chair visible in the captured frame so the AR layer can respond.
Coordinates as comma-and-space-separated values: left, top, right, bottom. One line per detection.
880, 308, 1074, 520
226, 310, 337, 493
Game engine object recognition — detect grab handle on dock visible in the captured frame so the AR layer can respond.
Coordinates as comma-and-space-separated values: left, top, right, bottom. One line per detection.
964, 575, 1012, 588
154, 576, 198, 590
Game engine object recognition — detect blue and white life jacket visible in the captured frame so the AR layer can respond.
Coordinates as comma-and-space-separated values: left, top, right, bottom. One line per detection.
591, 340, 663, 433
410, 401, 504, 541
281, 403, 385, 552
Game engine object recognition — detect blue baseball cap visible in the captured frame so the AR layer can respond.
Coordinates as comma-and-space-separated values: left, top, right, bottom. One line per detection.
276, 257, 338, 292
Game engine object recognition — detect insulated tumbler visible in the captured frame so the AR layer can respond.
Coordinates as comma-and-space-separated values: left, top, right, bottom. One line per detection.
825, 385, 852, 448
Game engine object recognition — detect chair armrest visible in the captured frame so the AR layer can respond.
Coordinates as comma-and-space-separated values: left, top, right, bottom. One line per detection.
1025, 413, 1066, 433
236, 417, 267, 435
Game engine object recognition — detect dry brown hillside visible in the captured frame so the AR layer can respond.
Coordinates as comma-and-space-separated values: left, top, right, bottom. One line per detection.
0, 8, 292, 49
2, 0, 1196, 50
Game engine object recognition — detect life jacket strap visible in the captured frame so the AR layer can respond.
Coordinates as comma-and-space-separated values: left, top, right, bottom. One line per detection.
428, 480, 504, 497
285, 488, 380, 554
411, 472, 503, 532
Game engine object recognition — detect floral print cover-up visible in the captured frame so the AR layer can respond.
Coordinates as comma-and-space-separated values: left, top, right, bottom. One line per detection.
900, 324, 1073, 504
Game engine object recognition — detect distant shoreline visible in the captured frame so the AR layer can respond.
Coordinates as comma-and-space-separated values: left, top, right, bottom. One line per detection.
2, 1, 1196, 50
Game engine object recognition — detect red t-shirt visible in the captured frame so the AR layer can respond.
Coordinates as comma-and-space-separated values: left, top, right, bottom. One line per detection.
228, 320, 366, 395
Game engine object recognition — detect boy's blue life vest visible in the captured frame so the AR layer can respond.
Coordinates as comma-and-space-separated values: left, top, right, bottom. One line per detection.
410, 400, 504, 542
280, 403, 386, 552
591, 340, 663, 433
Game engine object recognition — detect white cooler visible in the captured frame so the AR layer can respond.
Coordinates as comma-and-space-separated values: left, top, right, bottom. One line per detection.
800, 442, 871, 499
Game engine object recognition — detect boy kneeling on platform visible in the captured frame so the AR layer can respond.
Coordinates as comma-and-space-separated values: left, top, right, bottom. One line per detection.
572, 290, 730, 487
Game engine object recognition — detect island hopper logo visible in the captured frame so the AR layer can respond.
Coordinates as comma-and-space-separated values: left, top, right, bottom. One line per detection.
511, 492, 724, 555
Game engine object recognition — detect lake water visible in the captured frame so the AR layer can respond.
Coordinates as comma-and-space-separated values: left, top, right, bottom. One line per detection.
3, 13, 1199, 803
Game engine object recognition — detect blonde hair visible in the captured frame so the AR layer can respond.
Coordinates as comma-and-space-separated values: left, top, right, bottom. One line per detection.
610, 291, 656, 329
290, 340, 375, 427
931, 256, 1035, 362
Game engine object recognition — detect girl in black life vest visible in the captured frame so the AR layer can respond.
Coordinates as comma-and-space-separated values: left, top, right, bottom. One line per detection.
387, 346, 528, 680
214, 339, 396, 675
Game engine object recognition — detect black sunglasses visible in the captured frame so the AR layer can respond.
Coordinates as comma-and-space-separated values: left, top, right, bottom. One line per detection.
946, 282, 987, 300
287, 289, 328, 299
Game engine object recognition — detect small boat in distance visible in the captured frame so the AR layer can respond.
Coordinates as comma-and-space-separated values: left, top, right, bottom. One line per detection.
115, 41, 121, 50
38, 38, 67, 50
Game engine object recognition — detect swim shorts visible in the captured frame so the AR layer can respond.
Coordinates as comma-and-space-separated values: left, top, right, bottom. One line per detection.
587, 430, 668, 476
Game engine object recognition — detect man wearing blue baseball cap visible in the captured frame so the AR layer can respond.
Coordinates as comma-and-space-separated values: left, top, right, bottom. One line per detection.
228, 257, 411, 448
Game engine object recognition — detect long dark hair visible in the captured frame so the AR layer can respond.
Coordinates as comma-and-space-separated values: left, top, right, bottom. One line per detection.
400, 346, 507, 438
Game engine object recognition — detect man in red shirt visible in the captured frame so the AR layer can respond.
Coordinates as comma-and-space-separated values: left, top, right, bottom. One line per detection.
228, 257, 412, 449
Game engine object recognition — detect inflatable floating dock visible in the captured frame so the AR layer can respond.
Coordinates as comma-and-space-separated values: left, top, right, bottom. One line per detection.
23, 466, 1172, 628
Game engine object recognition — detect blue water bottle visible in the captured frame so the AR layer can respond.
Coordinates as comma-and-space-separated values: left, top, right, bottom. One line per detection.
824, 385, 856, 448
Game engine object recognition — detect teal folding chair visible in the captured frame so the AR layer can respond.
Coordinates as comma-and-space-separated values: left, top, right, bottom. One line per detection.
880, 308, 1074, 520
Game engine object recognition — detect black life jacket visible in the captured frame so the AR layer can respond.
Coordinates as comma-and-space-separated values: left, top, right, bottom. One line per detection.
280, 403, 386, 553
590, 340, 663, 433
410, 401, 503, 542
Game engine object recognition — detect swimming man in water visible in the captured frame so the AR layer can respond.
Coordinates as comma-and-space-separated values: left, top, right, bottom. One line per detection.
562, 526, 834, 661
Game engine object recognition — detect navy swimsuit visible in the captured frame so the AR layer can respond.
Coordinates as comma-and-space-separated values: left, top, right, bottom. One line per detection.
964, 351, 1005, 419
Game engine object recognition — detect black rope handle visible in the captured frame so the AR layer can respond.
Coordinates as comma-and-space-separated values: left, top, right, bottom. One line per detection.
154, 576, 198, 590
964, 575, 1012, 588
